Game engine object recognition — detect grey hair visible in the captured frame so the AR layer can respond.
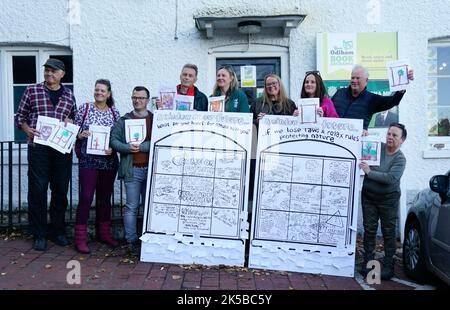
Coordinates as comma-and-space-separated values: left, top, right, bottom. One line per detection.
352, 64, 369, 78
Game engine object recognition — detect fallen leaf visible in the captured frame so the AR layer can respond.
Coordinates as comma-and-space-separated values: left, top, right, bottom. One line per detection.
172, 275, 182, 280
45, 264, 52, 269
20, 253, 25, 257
1, 272, 6, 276
160, 266, 164, 270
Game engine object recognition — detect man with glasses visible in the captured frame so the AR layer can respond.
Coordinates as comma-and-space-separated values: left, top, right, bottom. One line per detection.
110, 86, 153, 256
332, 64, 414, 131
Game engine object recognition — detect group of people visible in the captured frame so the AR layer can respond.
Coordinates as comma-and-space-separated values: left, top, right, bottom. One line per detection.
15, 57, 413, 280
15, 59, 154, 256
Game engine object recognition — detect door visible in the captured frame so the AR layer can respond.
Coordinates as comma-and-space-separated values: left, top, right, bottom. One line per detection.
216, 58, 281, 107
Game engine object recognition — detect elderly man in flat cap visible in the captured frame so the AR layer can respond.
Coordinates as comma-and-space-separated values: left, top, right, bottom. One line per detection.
15, 58, 77, 251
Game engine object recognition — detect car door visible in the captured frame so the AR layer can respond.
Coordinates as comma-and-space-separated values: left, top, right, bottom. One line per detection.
429, 183, 450, 280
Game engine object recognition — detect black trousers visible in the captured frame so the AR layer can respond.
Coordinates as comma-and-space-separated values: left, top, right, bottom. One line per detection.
27, 144, 72, 238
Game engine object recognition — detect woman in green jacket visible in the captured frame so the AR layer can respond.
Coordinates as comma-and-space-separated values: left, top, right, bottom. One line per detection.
212, 66, 249, 113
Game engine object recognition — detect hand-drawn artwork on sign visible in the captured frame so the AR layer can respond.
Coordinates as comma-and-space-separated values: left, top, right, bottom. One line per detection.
159, 91, 175, 110
141, 111, 253, 267
48, 122, 79, 154
297, 98, 319, 123
125, 119, 146, 145
150, 203, 179, 233
34, 116, 79, 154
249, 116, 362, 277
255, 153, 352, 246
174, 94, 194, 111
87, 125, 110, 155
361, 137, 381, 166
148, 146, 243, 237
34, 116, 61, 145
208, 96, 225, 112
387, 59, 410, 92
39, 123, 59, 143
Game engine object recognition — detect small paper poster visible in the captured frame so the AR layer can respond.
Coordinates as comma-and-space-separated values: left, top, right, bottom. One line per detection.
387, 59, 410, 91
240, 66, 257, 88
86, 125, 111, 155
34, 116, 60, 146
159, 86, 176, 110
297, 98, 319, 123
47, 122, 79, 154
174, 94, 194, 111
34, 115, 79, 154
361, 137, 381, 166
257, 88, 264, 98
208, 96, 225, 112
125, 119, 146, 144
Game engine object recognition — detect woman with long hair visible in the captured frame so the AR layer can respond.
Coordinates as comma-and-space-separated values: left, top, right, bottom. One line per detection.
300, 71, 338, 118
251, 74, 296, 125
73, 79, 120, 253
212, 66, 249, 112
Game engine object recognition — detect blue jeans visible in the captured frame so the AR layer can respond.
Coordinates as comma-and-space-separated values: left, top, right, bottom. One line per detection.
123, 167, 148, 243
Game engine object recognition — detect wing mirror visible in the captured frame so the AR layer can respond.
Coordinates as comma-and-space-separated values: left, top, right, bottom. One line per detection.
429, 175, 449, 200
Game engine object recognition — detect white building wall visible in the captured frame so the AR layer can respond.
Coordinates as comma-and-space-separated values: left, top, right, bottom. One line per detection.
1, 0, 450, 233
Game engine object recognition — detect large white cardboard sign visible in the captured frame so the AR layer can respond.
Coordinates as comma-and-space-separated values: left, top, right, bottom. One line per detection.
140, 111, 253, 267
249, 116, 363, 277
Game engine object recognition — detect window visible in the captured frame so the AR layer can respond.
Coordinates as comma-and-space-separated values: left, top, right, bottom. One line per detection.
0, 47, 73, 141
427, 40, 450, 138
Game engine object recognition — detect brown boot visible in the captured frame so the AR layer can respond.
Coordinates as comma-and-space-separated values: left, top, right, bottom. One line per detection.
74, 224, 90, 254
98, 221, 119, 247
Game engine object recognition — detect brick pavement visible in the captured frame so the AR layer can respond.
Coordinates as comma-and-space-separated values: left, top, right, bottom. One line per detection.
0, 233, 427, 291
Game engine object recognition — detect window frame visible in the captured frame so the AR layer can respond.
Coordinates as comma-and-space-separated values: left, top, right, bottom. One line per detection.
425, 38, 450, 158
0, 46, 72, 141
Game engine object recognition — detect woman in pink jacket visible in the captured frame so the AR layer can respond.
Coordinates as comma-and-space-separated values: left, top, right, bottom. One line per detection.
300, 71, 338, 118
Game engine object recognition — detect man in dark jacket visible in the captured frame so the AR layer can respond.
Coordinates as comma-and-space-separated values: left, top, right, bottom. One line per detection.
156, 63, 208, 111
332, 64, 414, 130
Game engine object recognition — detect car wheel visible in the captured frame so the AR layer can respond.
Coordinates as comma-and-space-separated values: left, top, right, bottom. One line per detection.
403, 219, 428, 282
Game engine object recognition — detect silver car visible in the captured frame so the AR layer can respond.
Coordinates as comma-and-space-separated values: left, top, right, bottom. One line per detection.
403, 171, 450, 285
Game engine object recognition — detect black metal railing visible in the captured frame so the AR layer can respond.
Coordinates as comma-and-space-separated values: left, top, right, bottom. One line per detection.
0, 140, 131, 228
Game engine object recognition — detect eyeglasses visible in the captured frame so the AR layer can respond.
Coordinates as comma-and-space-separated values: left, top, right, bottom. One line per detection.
266, 81, 279, 88
131, 96, 148, 101
305, 70, 320, 76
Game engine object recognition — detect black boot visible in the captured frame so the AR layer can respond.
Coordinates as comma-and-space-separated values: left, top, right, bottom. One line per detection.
360, 253, 375, 277
381, 257, 394, 280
